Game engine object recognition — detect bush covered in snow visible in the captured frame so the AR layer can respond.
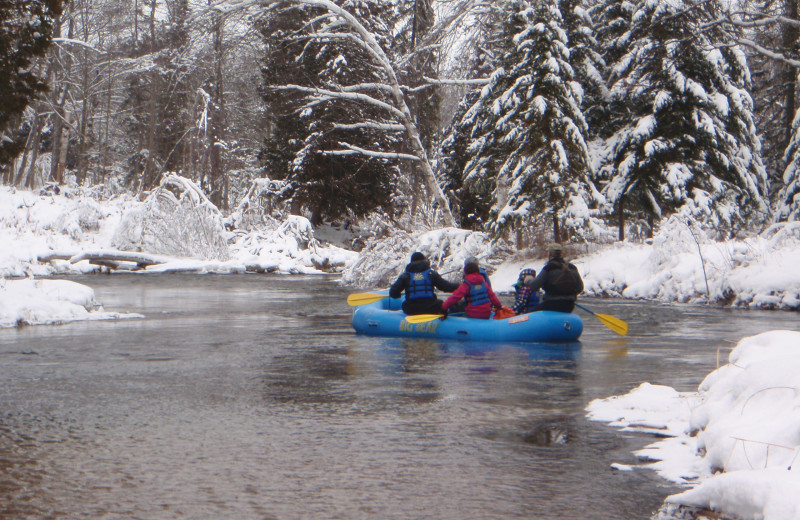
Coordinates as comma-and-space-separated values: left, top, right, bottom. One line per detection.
341, 227, 511, 288
229, 215, 358, 274
112, 174, 230, 261
579, 216, 800, 309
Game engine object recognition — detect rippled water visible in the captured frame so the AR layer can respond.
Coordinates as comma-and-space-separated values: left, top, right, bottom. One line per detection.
1, 274, 797, 519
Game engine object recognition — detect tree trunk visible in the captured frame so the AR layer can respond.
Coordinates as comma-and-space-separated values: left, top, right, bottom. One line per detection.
552, 213, 561, 244
209, 2, 226, 210
14, 113, 39, 186
76, 3, 91, 185
783, 0, 799, 149
23, 120, 43, 189
141, 1, 159, 193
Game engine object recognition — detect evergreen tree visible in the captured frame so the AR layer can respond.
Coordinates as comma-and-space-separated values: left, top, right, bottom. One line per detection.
0, 0, 64, 172
589, 0, 635, 138
778, 111, 800, 221
460, 0, 599, 241
438, 89, 490, 229
435, 0, 509, 229
603, 0, 769, 239
390, 0, 439, 153
560, 0, 607, 137
747, 0, 799, 191
260, 0, 402, 224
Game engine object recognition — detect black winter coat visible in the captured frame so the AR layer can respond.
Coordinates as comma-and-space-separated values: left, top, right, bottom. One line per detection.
527, 257, 584, 301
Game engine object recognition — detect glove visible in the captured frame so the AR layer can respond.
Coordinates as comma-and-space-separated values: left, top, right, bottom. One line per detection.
440, 309, 448, 320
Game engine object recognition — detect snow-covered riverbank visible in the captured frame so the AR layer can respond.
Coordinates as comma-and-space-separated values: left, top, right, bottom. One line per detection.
0, 278, 141, 328
4, 183, 800, 328
5, 184, 800, 309
587, 330, 800, 520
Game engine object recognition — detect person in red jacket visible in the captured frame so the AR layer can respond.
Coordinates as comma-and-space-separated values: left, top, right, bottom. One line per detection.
441, 259, 504, 319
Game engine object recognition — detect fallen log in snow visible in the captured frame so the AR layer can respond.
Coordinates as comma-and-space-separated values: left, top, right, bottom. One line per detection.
68, 250, 171, 270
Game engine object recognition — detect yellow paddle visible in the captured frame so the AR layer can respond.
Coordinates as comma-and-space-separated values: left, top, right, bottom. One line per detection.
347, 292, 390, 306
574, 303, 628, 336
403, 314, 445, 324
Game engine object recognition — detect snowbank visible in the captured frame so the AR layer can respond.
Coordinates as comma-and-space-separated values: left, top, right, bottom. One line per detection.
0, 278, 142, 328
0, 185, 356, 277
5, 183, 800, 309
587, 331, 800, 520
577, 218, 800, 309
341, 215, 800, 310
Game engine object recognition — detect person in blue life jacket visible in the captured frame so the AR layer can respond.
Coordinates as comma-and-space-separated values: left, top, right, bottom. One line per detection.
527, 244, 584, 313
389, 252, 460, 315
511, 268, 541, 315
441, 259, 504, 319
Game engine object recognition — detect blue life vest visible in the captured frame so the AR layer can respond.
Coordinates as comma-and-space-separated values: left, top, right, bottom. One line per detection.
466, 281, 490, 306
407, 269, 435, 300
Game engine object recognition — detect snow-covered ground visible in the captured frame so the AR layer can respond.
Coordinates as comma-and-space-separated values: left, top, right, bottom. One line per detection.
587, 331, 800, 520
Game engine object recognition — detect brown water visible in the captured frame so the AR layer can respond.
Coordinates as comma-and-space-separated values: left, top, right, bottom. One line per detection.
1, 274, 797, 519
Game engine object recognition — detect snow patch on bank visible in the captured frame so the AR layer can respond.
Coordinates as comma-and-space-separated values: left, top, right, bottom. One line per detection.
0, 278, 142, 328
587, 331, 800, 520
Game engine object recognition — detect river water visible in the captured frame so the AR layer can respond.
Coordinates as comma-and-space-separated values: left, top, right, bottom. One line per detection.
1, 274, 798, 520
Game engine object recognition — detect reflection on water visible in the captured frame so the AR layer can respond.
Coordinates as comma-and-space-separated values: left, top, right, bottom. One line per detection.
1, 274, 798, 519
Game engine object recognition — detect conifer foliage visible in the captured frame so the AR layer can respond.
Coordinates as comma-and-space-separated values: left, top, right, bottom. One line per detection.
460, 0, 600, 241
603, 0, 769, 238
260, 0, 402, 224
0, 0, 64, 168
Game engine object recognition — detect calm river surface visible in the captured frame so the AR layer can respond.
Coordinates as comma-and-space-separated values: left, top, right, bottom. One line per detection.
1, 274, 798, 520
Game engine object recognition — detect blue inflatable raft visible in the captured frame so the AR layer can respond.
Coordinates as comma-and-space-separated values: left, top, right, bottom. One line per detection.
352, 296, 583, 343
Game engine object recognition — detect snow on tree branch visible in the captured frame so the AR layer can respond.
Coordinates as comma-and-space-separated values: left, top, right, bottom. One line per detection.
422, 76, 490, 86
332, 122, 406, 132
737, 38, 800, 68
321, 142, 421, 161
273, 85, 406, 120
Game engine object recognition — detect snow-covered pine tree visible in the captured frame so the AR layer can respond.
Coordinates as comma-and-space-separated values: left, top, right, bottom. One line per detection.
438, 89, 490, 229
260, 0, 403, 225
436, 0, 509, 229
390, 0, 439, 154
603, 0, 769, 240
778, 111, 800, 221
560, 0, 607, 137
0, 0, 64, 176
461, 0, 600, 242
748, 0, 799, 190
588, 0, 635, 138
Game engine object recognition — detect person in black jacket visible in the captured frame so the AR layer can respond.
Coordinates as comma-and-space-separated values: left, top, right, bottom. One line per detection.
527, 244, 584, 313
389, 252, 459, 315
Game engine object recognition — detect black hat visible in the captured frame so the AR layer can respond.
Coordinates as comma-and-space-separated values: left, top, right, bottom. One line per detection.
410, 252, 425, 262
464, 257, 479, 274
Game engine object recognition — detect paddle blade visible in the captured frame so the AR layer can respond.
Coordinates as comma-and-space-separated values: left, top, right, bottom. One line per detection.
403, 314, 444, 324
347, 292, 389, 307
595, 312, 628, 336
